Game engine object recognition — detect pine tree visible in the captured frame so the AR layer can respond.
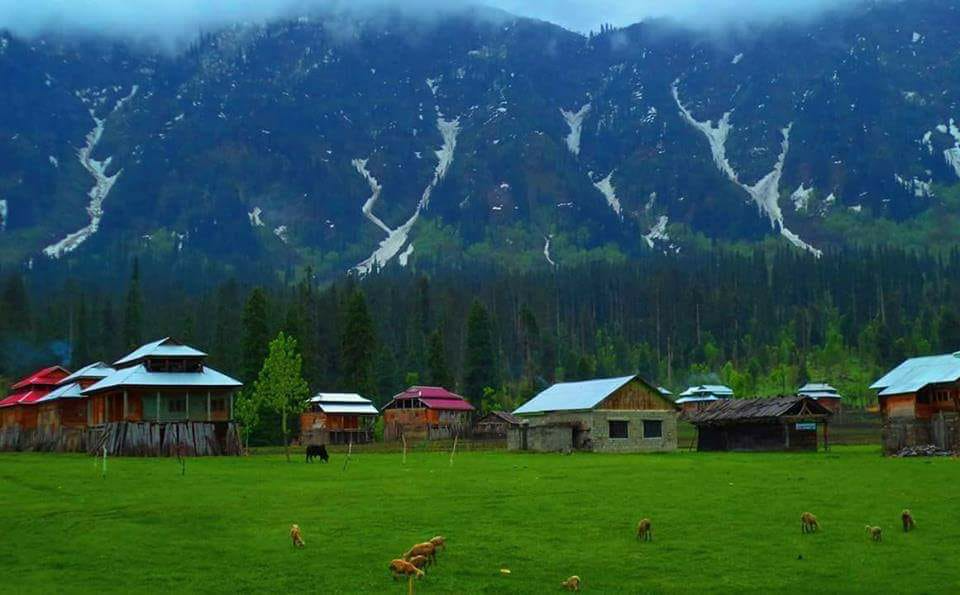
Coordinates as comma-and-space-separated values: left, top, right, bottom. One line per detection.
98, 297, 118, 361
1, 273, 31, 334
253, 332, 310, 462
241, 287, 270, 385
123, 259, 143, 350
340, 290, 378, 398
72, 294, 92, 367
463, 300, 496, 405
426, 329, 452, 388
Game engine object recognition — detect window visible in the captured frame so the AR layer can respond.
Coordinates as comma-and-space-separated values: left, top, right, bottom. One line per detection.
168, 398, 186, 413
643, 420, 663, 439
211, 398, 226, 413
608, 420, 629, 439
935, 390, 951, 403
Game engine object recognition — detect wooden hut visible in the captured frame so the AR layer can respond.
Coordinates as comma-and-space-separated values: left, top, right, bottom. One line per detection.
473, 411, 523, 439
382, 386, 474, 441
34, 362, 115, 451
683, 396, 833, 452
871, 353, 960, 453
511, 375, 679, 453
81, 338, 243, 456
0, 366, 71, 450
300, 393, 378, 445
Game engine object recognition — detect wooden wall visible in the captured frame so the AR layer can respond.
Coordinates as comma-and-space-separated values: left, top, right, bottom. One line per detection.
600, 379, 676, 411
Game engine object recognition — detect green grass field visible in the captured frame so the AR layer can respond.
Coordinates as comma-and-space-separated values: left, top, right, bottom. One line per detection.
3, 447, 959, 593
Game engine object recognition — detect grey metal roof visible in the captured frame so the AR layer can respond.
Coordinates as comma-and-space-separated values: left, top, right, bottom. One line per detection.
36, 382, 84, 402
514, 375, 636, 415
679, 384, 734, 398
60, 362, 115, 384
674, 395, 720, 404
870, 352, 960, 396
309, 393, 378, 414
83, 364, 242, 394
683, 396, 832, 423
309, 393, 371, 404
658, 386, 673, 396
798, 382, 837, 393
114, 338, 207, 367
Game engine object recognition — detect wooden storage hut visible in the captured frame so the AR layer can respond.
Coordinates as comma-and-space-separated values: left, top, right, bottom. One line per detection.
34, 362, 115, 451
82, 338, 243, 456
300, 393, 378, 445
511, 375, 679, 453
0, 366, 71, 450
683, 396, 833, 452
382, 386, 474, 441
797, 382, 843, 413
871, 353, 960, 454
473, 411, 523, 439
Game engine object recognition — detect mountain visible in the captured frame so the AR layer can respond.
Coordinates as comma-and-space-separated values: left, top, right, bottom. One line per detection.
2, 0, 960, 280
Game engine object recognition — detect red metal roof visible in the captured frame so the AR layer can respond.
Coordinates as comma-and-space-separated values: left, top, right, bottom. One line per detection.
10, 366, 71, 390
386, 386, 475, 411
420, 397, 475, 411
0, 389, 52, 408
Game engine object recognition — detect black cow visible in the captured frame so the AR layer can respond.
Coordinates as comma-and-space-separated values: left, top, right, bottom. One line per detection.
306, 444, 329, 463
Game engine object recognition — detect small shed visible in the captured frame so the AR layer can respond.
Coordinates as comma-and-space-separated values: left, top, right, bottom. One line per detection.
381, 386, 474, 441
300, 393, 378, 445
871, 352, 960, 453
683, 396, 833, 452
797, 382, 843, 413
473, 411, 523, 439
511, 375, 679, 453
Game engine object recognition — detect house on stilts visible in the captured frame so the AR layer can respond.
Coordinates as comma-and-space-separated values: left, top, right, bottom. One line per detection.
300, 393, 379, 445
34, 362, 115, 451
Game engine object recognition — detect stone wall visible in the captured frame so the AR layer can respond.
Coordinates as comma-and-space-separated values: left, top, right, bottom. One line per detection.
511, 409, 678, 453
882, 413, 960, 454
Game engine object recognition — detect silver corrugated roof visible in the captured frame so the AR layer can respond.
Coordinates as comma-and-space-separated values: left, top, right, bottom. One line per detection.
309, 393, 371, 404
83, 364, 242, 394
60, 362, 115, 385
674, 395, 720, 404
679, 384, 734, 398
309, 393, 378, 414
36, 382, 84, 402
514, 375, 636, 415
871, 353, 960, 396
316, 403, 379, 415
114, 338, 207, 366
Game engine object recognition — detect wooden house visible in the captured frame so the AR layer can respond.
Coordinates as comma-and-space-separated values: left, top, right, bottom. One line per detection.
674, 384, 734, 413
81, 338, 243, 456
382, 386, 474, 441
510, 375, 679, 453
871, 353, 960, 453
300, 393, 378, 445
34, 362, 115, 451
0, 366, 71, 450
797, 382, 843, 413
683, 396, 833, 452
473, 411, 523, 439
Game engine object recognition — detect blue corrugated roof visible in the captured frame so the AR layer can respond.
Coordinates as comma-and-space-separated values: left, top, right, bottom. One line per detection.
114, 338, 207, 367
83, 364, 242, 394
678, 384, 734, 398
871, 352, 960, 396
514, 375, 636, 415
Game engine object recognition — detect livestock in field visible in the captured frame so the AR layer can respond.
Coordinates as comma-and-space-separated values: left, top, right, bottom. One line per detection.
389, 559, 424, 580
429, 536, 446, 551
561, 575, 581, 591
636, 518, 652, 541
404, 542, 437, 564
801, 512, 820, 533
290, 524, 305, 548
902, 509, 916, 532
409, 555, 431, 570
866, 525, 882, 542
306, 444, 329, 463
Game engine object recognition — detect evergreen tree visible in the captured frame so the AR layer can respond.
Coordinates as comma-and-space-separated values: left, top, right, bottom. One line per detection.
1, 273, 31, 334
340, 290, 378, 398
253, 332, 310, 462
426, 329, 453, 388
463, 300, 496, 404
98, 298, 119, 361
938, 308, 960, 351
241, 288, 270, 385
122, 259, 143, 350
72, 294, 92, 367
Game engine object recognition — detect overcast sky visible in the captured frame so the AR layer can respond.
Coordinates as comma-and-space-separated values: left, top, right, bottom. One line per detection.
0, 0, 874, 47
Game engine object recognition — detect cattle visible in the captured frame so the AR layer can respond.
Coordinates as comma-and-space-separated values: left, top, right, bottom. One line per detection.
306, 444, 329, 463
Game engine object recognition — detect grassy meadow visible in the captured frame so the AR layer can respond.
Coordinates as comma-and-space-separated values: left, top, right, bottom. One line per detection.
2, 446, 959, 593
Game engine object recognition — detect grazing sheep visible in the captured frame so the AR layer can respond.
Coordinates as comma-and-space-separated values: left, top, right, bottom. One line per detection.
404, 542, 437, 564
561, 575, 581, 591
290, 524, 305, 548
902, 509, 916, 532
801, 512, 820, 533
636, 518, 653, 541
429, 535, 446, 551
389, 559, 424, 580
409, 555, 431, 570
866, 525, 882, 542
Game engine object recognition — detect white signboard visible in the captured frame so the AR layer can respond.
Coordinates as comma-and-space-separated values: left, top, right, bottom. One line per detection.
795, 422, 816, 431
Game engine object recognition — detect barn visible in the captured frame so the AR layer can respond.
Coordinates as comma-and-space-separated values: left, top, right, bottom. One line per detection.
510, 375, 679, 453
381, 386, 474, 441
473, 411, 523, 439
82, 338, 243, 456
34, 362, 116, 451
683, 396, 833, 452
0, 366, 71, 450
871, 352, 960, 453
300, 393, 378, 445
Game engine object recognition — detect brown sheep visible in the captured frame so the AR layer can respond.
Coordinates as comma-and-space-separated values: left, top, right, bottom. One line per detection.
801, 512, 820, 534
403, 542, 437, 565
902, 509, 916, 532
429, 535, 446, 551
290, 524, 305, 548
561, 575, 581, 591
636, 518, 653, 541
866, 525, 882, 542
409, 555, 431, 570
389, 559, 425, 580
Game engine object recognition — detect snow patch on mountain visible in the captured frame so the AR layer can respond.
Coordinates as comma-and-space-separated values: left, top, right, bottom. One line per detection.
643, 216, 669, 248
354, 116, 460, 276
673, 80, 820, 257
731, 53, 744, 65
560, 103, 591, 156
0, 199, 7, 232
248, 207, 264, 227
943, 119, 960, 178
895, 174, 933, 198
48, 156, 58, 168
274, 225, 289, 243
593, 172, 622, 218
43, 85, 138, 259
791, 184, 814, 212
398, 243, 414, 267
543, 235, 556, 266
352, 158, 391, 234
